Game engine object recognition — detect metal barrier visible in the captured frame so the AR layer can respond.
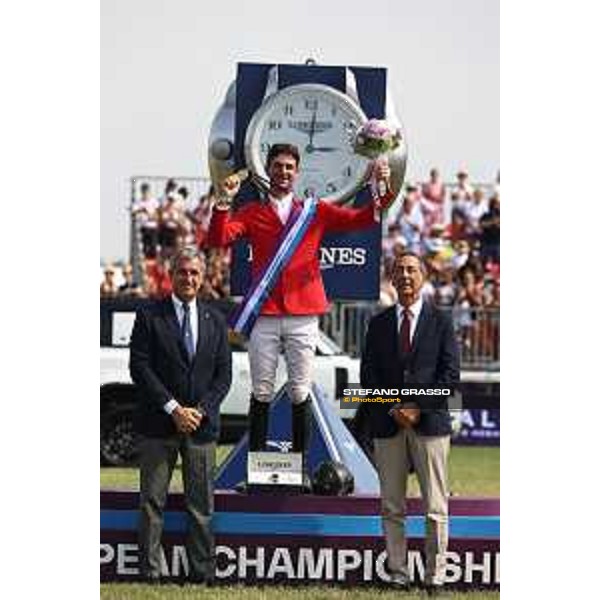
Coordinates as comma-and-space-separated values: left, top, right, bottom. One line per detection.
320, 303, 499, 371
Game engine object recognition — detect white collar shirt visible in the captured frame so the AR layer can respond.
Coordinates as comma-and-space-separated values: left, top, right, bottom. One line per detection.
269, 192, 294, 224
396, 295, 424, 342
171, 293, 198, 350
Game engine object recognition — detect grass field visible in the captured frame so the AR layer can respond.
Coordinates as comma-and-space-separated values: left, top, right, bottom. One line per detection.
100, 445, 500, 497
100, 583, 500, 599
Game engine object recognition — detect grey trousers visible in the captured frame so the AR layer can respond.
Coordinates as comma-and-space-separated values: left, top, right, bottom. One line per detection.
374, 429, 450, 586
138, 436, 216, 580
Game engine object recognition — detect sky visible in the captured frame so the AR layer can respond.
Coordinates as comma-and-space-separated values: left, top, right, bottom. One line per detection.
101, 0, 498, 262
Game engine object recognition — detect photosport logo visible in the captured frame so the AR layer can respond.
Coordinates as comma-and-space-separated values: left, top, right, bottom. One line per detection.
339, 384, 457, 409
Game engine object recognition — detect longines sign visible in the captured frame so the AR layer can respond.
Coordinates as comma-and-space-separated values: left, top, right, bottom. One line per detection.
245, 245, 368, 268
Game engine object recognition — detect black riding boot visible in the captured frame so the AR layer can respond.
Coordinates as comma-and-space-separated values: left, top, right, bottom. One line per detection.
248, 395, 270, 452
292, 397, 312, 491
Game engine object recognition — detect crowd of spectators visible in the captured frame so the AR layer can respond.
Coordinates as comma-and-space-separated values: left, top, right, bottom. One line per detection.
103, 169, 500, 357
380, 168, 500, 358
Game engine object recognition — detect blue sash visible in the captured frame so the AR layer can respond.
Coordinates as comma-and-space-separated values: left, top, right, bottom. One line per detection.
230, 197, 318, 337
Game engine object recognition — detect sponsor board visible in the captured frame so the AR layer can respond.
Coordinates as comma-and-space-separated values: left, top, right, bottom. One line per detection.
453, 409, 500, 446
100, 533, 499, 587
101, 492, 499, 588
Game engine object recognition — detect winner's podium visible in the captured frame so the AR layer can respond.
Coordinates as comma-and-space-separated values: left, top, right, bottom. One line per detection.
100, 383, 500, 588
215, 383, 380, 493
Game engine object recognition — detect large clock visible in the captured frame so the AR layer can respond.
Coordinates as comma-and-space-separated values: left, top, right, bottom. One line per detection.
244, 83, 371, 204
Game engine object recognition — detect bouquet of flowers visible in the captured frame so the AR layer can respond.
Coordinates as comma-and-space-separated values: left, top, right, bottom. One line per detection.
353, 119, 402, 159
352, 119, 402, 211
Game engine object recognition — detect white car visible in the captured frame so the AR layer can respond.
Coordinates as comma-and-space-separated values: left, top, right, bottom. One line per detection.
100, 306, 360, 465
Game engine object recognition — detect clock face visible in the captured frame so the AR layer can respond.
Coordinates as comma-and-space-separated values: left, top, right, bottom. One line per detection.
244, 83, 371, 203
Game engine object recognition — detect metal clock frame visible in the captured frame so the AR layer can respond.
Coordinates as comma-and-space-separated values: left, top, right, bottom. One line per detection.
243, 83, 371, 204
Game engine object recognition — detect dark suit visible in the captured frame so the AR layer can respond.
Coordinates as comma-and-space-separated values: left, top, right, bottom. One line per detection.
129, 297, 232, 581
360, 301, 459, 586
360, 301, 459, 437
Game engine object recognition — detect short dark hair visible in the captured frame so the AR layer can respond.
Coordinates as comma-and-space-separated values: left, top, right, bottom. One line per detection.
392, 251, 427, 276
266, 143, 300, 169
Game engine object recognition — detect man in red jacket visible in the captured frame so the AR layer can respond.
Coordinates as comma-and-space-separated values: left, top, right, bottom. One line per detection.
208, 143, 392, 472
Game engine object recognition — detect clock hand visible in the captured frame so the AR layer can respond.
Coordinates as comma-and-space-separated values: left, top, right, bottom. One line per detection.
305, 110, 318, 153
308, 110, 317, 146
311, 146, 339, 153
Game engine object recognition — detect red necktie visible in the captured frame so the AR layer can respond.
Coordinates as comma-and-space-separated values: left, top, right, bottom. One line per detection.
399, 308, 412, 354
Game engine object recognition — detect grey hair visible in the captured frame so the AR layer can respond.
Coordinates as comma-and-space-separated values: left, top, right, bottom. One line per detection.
169, 246, 205, 274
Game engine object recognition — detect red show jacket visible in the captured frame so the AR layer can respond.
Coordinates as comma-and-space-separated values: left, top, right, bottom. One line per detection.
207, 197, 381, 315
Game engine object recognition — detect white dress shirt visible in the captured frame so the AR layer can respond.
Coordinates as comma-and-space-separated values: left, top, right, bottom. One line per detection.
396, 295, 424, 343
269, 192, 294, 224
163, 294, 199, 415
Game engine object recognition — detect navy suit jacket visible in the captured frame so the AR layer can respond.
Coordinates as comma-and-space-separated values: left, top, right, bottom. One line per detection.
129, 298, 232, 442
359, 301, 460, 437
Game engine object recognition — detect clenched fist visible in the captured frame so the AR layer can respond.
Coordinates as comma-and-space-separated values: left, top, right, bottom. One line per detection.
214, 169, 249, 209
